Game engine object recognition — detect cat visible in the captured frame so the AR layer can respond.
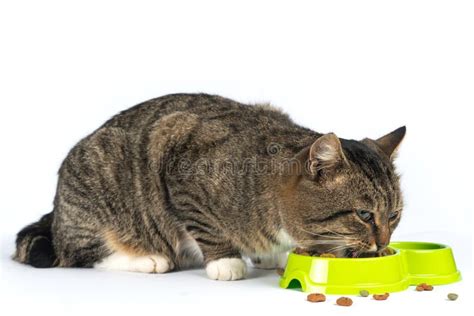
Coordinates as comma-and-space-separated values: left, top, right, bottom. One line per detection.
14, 93, 405, 281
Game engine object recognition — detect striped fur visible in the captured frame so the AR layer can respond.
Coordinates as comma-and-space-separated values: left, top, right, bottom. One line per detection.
14, 93, 405, 277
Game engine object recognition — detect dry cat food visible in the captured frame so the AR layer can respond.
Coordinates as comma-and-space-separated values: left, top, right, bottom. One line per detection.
293, 247, 311, 256
293, 247, 395, 258
293, 247, 326, 257
447, 293, 458, 301
416, 283, 433, 291
358, 248, 396, 258
336, 297, 353, 306
276, 268, 284, 276
359, 290, 370, 297
307, 293, 326, 303
373, 293, 390, 300
319, 253, 336, 258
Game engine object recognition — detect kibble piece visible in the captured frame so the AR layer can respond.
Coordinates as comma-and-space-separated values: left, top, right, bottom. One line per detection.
293, 247, 305, 255
307, 293, 326, 303
320, 253, 336, 258
416, 283, 434, 291
293, 247, 304, 254
276, 268, 284, 276
447, 293, 458, 301
381, 248, 396, 256
359, 290, 370, 297
294, 248, 310, 256
373, 293, 389, 300
336, 297, 353, 306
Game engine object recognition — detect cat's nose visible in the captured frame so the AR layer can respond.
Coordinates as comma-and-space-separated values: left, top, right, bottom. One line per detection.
376, 237, 390, 250
376, 236, 390, 250
376, 241, 389, 251
376, 227, 390, 250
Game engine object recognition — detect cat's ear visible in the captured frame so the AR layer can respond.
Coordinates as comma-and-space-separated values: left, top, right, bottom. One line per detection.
373, 126, 406, 159
308, 133, 348, 177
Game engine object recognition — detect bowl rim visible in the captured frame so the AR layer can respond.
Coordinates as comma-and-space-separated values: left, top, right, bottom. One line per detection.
289, 241, 451, 261
289, 247, 401, 262
389, 241, 450, 251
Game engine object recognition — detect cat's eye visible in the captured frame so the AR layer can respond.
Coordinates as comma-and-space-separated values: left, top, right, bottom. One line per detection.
389, 211, 400, 221
356, 210, 374, 222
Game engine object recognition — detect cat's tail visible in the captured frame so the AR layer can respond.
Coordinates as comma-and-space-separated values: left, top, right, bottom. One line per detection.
13, 211, 58, 268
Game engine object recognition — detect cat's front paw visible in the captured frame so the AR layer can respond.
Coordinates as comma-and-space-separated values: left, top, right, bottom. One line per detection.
251, 252, 288, 269
205, 258, 247, 281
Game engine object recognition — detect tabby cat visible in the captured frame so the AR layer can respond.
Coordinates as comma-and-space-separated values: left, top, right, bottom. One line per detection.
14, 93, 405, 280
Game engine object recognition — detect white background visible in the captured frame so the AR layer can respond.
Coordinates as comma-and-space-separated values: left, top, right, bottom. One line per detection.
0, 0, 472, 315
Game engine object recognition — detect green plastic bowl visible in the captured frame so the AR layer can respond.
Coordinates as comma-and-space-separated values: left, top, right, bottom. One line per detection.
279, 241, 461, 294
390, 241, 462, 285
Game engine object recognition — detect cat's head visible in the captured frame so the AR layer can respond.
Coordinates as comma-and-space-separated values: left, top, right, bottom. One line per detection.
281, 126, 406, 257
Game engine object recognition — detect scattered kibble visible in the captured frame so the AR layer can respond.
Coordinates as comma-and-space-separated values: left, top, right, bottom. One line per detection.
373, 293, 390, 300
447, 293, 458, 301
320, 253, 336, 258
276, 268, 284, 276
359, 290, 370, 297
307, 293, 326, 303
416, 283, 434, 291
336, 297, 353, 306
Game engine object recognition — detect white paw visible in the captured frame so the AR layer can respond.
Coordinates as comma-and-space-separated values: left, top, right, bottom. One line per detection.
206, 258, 247, 281
147, 255, 172, 273
94, 253, 172, 273
251, 252, 288, 269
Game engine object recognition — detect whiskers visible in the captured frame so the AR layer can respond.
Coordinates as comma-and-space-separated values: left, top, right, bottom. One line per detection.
325, 242, 359, 255
329, 240, 374, 258
296, 225, 364, 257
298, 226, 357, 240
297, 226, 358, 246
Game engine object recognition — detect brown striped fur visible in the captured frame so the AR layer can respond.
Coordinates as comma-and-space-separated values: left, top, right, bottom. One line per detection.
13, 93, 405, 270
